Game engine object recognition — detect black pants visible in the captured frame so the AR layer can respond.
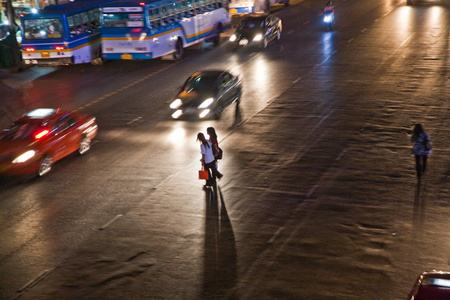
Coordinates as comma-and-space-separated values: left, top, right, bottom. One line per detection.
205, 160, 221, 185
415, 155, 427, 177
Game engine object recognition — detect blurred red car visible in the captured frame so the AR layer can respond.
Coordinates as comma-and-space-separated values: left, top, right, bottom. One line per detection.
408, 271, 450, 300
0, 108, 98, 177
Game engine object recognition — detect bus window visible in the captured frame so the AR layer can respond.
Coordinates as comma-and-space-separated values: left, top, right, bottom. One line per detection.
80, 12, 90, 31
67, 15, 76, 37
23, 18, 63, 39
88, 9, 99, 29
148, 7, 161, 27
102, 12, 144, 28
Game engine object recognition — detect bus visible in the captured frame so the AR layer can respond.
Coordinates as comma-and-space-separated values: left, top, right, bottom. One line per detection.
228, 0, 288, 15
100, 0, 230, 60
20, 0, 111, 66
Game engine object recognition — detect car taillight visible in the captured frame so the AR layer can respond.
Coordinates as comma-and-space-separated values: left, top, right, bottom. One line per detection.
55, 46, 65, 50
35, 129, 49, 140
25, 47, 35, 52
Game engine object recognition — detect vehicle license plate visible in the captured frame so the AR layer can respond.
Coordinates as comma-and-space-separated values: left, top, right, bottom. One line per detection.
239, 39, 248, 46
121, 54, 132, 60
41, 51, 50, 58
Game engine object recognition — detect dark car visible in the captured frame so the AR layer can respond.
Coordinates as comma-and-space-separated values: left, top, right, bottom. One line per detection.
169, 70, 242, 119
229, 13, 282, 49
408, 271, 450, 299
0, 108, 98, 177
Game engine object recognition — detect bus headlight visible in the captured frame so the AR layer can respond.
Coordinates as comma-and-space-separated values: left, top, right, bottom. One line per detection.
198, 98, 213, 109
230, 34, 237, 42
12, 150, 36, 163
170, 99, 182, 109
253, 34, 263, 42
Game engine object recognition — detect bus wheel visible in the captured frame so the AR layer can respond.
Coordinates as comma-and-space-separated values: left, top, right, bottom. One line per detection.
91, 57, 103, 65
173, 38, 184, 60
213, 23, 223, 46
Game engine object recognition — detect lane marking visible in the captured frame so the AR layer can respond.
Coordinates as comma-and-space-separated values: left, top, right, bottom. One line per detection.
268, 227, 284, 244
306, 185, 318, 199
293, 77, 302, 84
153, 174, 175, 190
76, 64, 176, 113
347, 38, 354, 43
335, 150, 346, 161
17, 270, 49, 292
127, 116, 142, 125
99, 214, 123, 230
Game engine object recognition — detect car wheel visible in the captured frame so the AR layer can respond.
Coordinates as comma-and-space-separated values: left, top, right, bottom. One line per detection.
213, 107, 222, 120
173, 38, 184, 60
38, 156, 52, 177
78, 136, 91, 155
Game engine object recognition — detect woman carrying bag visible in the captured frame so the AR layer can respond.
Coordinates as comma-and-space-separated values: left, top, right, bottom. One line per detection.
197, 132, 222, 189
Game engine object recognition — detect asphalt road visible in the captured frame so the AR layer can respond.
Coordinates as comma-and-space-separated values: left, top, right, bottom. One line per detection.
1, 0, 450, 299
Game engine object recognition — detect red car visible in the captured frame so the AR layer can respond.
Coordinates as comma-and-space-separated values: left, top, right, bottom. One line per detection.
408, 271, 450, 299
0, 108, 98, 177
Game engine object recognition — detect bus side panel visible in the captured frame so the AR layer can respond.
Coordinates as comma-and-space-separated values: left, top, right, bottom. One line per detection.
180, 8, 230, 47
73, 35, 102, 63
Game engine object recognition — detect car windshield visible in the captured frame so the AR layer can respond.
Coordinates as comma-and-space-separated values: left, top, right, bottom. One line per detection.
238, 19, 264, 30
183, 75, 217, 92
2, 121, 40, 141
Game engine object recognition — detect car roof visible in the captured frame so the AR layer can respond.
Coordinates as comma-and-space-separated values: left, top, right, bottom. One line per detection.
190, 70, 228, 78
13, 108, 66, 124
242, 13, 269, 20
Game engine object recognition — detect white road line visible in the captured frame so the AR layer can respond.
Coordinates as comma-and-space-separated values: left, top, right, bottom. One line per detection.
127, 116, 142, 125
99, 214, 123, 230
293, 77, 302, 84
306, 185, 318, 199
17, 270, 49, 292
268, 227, 284, 244
153, 174, 175, 190
335, 150, 346, 161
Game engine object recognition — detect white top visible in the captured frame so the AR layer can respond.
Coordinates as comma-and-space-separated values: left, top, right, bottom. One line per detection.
201, 141, 215, 164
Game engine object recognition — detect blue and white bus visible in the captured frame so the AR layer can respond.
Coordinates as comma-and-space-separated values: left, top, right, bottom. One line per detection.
21, 0, 111, 66
228, 0, 288, 15
100, 0, 230, 60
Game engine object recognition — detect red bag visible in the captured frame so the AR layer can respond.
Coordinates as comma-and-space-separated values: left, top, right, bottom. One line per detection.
199, 167, 209, 180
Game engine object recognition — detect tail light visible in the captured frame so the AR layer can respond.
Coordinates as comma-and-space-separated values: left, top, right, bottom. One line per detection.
55, 46, 65, 50
25, 47, 35, 52
34, 129, 50, 140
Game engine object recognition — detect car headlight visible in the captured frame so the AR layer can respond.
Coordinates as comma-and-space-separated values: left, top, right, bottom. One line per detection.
199, 109, 210, 118
198, 98, 214, 109
253, 34, 263, 42
12, 150, 36, 163
171, 110, 183, 119
230, 34, 237, 42
170, 99, 182, 109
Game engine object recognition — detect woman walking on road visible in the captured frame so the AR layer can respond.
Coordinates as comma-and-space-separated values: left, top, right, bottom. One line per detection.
207, 127, 223, 174
411, 124, 432, 179
197, 132, 222, 188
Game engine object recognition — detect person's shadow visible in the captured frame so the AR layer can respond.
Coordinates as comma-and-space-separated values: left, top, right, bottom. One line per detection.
201, 184, 238, 299
412, 181, 426, 240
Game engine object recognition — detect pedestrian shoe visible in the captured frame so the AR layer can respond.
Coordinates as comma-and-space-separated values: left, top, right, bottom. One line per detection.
217, 173, 223, 179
